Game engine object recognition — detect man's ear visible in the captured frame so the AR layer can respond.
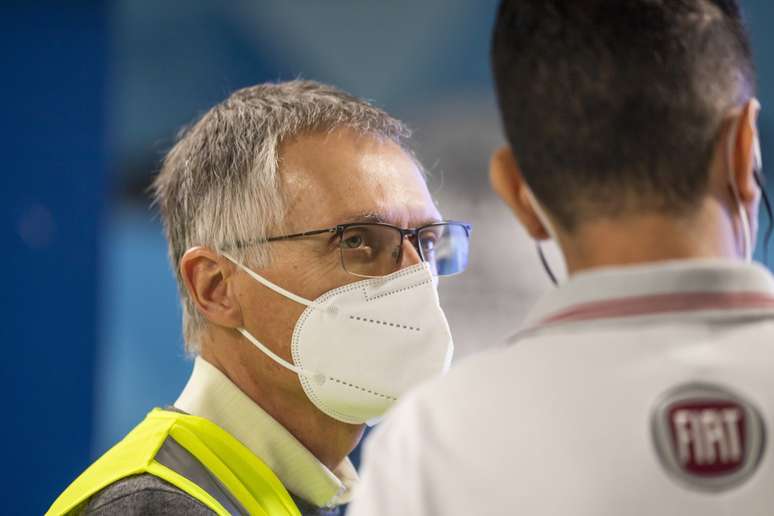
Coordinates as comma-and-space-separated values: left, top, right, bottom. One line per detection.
180, 246, 243, 329
729, 99, 761, 205
489, 146, 551, 240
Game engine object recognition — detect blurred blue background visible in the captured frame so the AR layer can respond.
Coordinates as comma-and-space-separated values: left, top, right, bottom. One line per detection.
3, 1, 774, 514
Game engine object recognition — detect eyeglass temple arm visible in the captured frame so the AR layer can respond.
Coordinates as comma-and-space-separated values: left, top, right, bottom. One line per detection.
227, 228, 337, 249
265, 227, 338, 242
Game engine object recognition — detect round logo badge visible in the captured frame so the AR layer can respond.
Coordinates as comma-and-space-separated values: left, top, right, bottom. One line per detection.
651, 383, 766, 492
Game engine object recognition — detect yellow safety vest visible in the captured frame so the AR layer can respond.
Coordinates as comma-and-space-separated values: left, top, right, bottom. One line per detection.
47, 408, 301, 516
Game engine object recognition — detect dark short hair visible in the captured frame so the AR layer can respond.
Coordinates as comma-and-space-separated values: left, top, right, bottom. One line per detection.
491, 0, 756, 230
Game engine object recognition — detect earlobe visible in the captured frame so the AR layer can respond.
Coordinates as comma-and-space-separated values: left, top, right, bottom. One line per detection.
180, 247, 244, 329
489, 146, 551, 240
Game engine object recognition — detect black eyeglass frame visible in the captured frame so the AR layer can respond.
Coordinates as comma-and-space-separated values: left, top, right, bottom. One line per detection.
236, 220, 472, 277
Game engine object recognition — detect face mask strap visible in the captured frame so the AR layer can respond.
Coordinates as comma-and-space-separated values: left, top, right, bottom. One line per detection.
221, 252, 314, 307
219, 253, 324, 379
738, 198, 752, 262
236, 328, 300, 374
755, 172, 772, 264
726, 116, 754, 262
236, 327, 324, 383
751, 114, 772, 264
536, 242, 558, 286
525, 188, 562, 286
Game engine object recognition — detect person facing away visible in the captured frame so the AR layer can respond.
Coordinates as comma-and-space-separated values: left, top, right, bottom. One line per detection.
47, 80, 472, 515
348, 1, 774, 515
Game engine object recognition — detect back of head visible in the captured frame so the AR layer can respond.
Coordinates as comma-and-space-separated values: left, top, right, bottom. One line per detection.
491, 0, 755, 231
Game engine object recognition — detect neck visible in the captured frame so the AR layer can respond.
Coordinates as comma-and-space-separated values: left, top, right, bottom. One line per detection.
201, 343, 364, 472
558, 201, 742, 275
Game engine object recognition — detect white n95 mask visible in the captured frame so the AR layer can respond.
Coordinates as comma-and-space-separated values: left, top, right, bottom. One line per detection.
222, 254, 454, 426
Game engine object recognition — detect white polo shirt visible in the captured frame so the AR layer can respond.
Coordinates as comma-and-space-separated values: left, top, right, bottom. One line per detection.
348, 259, 774, 516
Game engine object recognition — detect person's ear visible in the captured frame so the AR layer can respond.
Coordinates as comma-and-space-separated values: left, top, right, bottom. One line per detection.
180, 246, 243, 329
728, 99, 762, 206
489, 146, 551, 240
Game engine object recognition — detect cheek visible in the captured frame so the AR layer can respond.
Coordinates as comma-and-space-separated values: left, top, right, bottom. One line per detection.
295, 252, 353, 300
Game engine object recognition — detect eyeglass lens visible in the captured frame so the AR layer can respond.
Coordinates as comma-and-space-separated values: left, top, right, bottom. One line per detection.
339, 223, 470, 278
418, 223, 470, 277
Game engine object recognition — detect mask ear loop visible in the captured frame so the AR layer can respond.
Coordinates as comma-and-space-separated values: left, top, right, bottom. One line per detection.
536, 243, 558, 286
755, 174, 772, 262
221, 252, 315, 307
727, 118, 754, 262
236, 327, 324, 383
753, 126, 771, 263
525, 188, 561, 286
220, 252, 325, 383
237, 328, 303, 375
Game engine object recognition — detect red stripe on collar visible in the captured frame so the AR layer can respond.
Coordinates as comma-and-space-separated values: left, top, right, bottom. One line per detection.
539, 291, 774, 326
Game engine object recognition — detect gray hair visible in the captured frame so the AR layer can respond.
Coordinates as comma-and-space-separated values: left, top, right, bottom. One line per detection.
152, 80, 412, 353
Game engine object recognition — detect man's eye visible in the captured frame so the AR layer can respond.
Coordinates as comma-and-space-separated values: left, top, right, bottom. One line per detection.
343, 235, 365, 249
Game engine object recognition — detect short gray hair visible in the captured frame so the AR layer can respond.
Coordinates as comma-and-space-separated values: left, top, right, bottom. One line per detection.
152, 80, 412, 353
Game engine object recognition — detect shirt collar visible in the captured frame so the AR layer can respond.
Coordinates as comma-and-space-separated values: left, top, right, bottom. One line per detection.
523, 259, 774, 329
174, 356, 358, 508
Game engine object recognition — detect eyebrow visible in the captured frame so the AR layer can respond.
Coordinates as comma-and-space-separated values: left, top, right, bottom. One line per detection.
341, 212, 443, 228
341, 212, 385, 224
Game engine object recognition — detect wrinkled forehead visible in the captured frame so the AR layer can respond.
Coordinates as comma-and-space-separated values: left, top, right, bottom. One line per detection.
278, 128, 440, 230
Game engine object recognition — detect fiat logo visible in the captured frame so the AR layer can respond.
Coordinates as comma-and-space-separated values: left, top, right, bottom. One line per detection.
651, 384, 766, 491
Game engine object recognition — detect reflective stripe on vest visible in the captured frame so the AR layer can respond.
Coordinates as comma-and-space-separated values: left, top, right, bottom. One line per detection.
155, 435, 249, 515
46, 409, 301, 516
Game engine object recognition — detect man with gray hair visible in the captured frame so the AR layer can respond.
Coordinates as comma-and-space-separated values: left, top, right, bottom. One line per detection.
48, 80, 470, 515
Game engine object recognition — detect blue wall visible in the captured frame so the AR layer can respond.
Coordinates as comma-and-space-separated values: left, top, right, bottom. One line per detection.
1, 2, 107, 514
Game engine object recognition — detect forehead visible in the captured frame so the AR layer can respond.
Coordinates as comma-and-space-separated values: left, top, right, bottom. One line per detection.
278, 128, 439, 229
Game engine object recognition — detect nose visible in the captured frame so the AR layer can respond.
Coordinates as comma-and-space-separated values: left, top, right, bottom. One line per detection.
398, 237, 423, 268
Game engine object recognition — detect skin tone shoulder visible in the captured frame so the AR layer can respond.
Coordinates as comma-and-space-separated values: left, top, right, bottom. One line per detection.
178, 128, 440, 470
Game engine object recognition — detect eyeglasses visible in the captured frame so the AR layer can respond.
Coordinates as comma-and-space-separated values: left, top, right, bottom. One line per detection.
257, 220, 472, 278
